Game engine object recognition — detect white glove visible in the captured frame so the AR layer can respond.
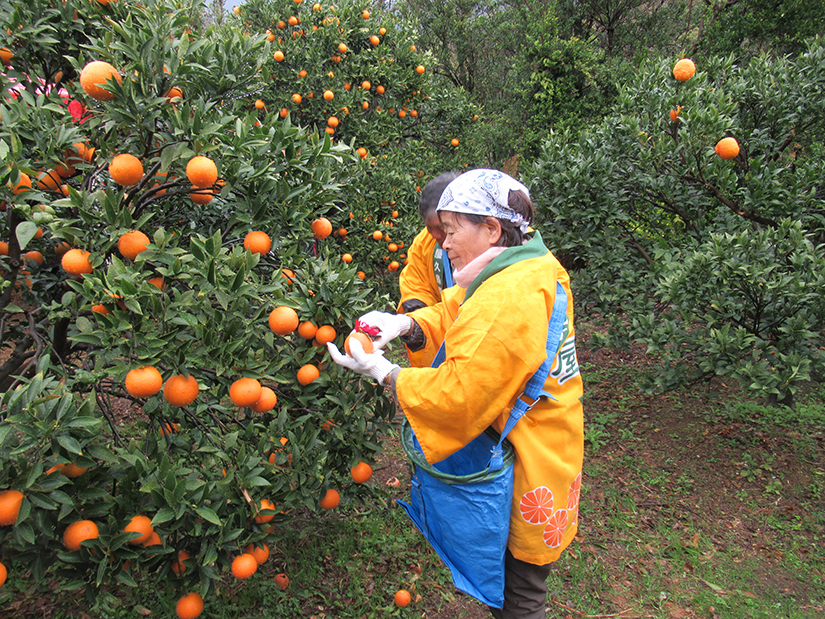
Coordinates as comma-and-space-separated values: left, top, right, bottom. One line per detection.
326, 339, 400, 384
357, 311, 413, 349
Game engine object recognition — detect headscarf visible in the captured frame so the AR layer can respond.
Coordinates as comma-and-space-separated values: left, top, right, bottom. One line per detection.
436, 169, 531, 233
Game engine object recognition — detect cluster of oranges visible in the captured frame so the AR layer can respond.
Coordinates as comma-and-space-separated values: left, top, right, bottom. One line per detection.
671, 58, 741, 160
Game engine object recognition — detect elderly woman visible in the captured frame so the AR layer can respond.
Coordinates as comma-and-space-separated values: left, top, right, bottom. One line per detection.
328, 169, 583, 619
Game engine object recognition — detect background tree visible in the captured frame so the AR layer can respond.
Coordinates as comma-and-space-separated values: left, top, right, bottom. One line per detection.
527, 44, 825, 405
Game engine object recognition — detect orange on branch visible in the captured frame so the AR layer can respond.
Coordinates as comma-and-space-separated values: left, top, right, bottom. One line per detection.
251, 386, 277, 413
164, 374, 200, 407
244, 231, 271, 255
125, 366, 163, 398
715, 136, 740, 160
176, 592, 204, 619
255, 498, 276, 523
350, 461, 374, 483
124, 515, 154, 545
109, 154, 144, 186
673, 58, 696, 81
0, 490, 24, 525
244, 542, 270, 565
315, 325, 336, 345
319, 488, 340, 510
297, 364, 320, 385
229, 377, 262, 407
80, 60, 122, 101
269, 306, 299, 335
118, 230, 150, 260
298, 320, 318, 339
311, 217, 333, 239
186, 156, 218, 188
231, 553, 258, 579
63, 520, 99, 551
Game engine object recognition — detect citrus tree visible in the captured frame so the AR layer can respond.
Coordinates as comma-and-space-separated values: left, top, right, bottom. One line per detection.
0, 0, 397, 613
527, 46, 825, 406
224, 0, 483, 300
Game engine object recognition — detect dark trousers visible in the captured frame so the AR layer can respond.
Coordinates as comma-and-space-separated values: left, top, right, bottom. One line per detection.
488, 549, 553, 619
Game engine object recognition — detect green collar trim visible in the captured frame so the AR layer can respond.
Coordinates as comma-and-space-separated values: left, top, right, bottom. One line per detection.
464, 231, 549, 300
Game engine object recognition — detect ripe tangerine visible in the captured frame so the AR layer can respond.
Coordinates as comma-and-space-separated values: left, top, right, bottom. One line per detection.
80, 60, 122, 101
243, 230, 272, 255
163, 374, 200, 407
394, 589, 412, 607
231, 553, 258, 579
251, 386, 278, 413
319, 488, 340, 510
715, 136, 740, 160
176, 592, 204, 619
350, 461, 373, 483
109, 154, 144, 186
269, 306, 300, 335
118, 230, 150, 260
673, 58, 696, 81
315, 325, 336, 345
124, 514, 154, 545
297, 364, 320, 385
345, 332, 373, 356
186, 156, 218, 188
311, 217, 333, 239
229, 377, 262, 407
63, 519, 99, 551
125, 366, 163, 398
0, 489, 24, 525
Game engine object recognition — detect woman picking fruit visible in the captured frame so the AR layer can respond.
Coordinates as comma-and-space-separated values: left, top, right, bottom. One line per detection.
328, 169, 584, 619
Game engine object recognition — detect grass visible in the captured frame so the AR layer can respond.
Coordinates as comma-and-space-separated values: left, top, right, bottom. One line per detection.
2, 329, 824, 618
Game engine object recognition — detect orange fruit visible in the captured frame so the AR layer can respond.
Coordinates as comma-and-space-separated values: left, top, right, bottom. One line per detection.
372, 230, 383, 241
297, 364, 320, 385
0, 241, 7, 255
176, 592, 204, 619
163, 374, 200, 407
416, 65, 425, 74
344, 332, 373, 356
319, 488, 339, 510
357, 147, 368, 158
450, 138, 459, 147
142, 531, 162, 547
159, 422, 180, 436
244, 542, 270, 565
0, 47, 12, 66
311, 217, 332, 239
0, 560, 6, 588
9, 171, 31, 194
394, 589, 411, 607
171, 549, 190, 575
80, 60, 122, 101
251, 386, 277, 413
63, 519, 99, 551
231, 553, 258, 579
125, 366, 163, 398
350, 462, 373, 484
165, 86, 182, 100
342, 253, 352, 263
327, 116, 339, 128
118, 230, 150, 260
124, 514, 154, 545
362, 9, 370, 18
243, 231, 271, 255
255, 498, 276, 523
0, 489, 24, 525
292, 93, 302, 104
337, 227, 347, 237
229, 377, 262, 407
388, 261, 400, 272
356, 271, 366, 280
148, 276, 166, 290
297, 320, 318, 339
379, 27, 387, 35
715, 137, 740, 160
109, 154, 144, 186
54, 241, 71, 256
189, 186, 214, 204
61, 248, 93, 275
279, 107, 289, 118
370, 35, 380, 46
35, 169, 61, 191
254, 99, 265, 109
388, 243, 398, 252
323, 89, 334, 101
669, 105, 683, 122
315, 325, 336, 345
274, 573, 290, 590
23, 250, 43, 266
186, 156, 218, 188
269, 306, 299, 335
274, 50, 285, 62
60, 463, 89, 478
673, 58, 696, 81
91, 304, 110, 315
361, 80, 371, 90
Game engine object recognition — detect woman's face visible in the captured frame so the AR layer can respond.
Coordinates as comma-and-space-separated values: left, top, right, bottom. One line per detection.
439, 211, 501, 270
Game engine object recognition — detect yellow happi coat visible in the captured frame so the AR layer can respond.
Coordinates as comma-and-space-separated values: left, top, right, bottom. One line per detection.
397, 227, 451, 367
396, 232, 584, 565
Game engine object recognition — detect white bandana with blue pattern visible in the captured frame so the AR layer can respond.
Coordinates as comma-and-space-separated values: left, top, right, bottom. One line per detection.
436, 169, 531, 233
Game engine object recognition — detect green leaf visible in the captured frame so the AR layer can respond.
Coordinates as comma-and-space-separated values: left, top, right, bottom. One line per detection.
195, 506, 221, 525
57, 434, 83, 455
16, 221, 38, 251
